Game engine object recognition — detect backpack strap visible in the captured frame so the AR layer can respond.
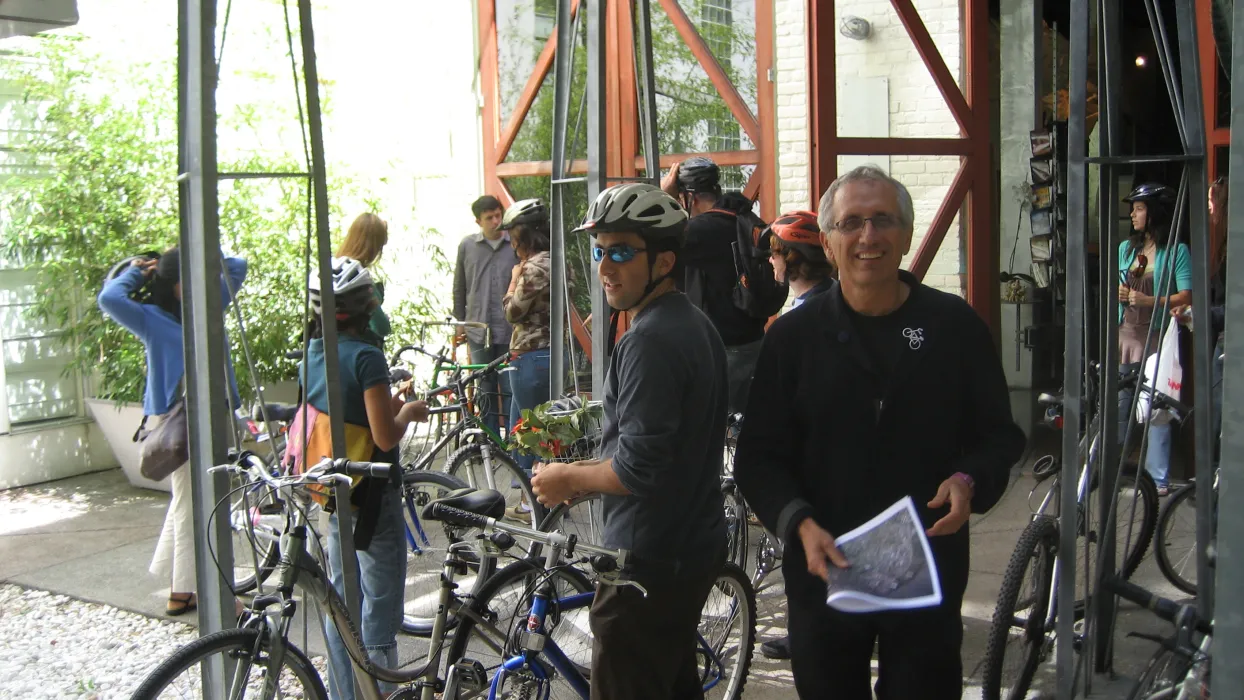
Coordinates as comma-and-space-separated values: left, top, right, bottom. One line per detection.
132, 414, 150, 443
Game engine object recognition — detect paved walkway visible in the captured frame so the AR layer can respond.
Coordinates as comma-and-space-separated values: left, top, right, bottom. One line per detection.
1, 455, 1185, 698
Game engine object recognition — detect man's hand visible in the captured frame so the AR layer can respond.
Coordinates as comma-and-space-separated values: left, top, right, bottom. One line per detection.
797, 518, 849, 582
1171, 304, 1193, 326
453, 324, 467, 345
1127, 289, 1156, 308
531, 461, 580, 507
926, 476, 973, 536
132, 257, 158, 277
659, 162, 682, 197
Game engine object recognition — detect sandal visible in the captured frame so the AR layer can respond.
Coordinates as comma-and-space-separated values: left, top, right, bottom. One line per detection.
1156, 485, 1171, 497
167, 593, 197, 616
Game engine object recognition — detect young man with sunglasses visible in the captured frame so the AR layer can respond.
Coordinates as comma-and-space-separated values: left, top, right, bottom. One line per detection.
531, 183, 728, 699
734, 165, 1024, 699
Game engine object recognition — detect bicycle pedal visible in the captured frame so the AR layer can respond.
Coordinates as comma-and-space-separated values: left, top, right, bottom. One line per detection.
444, 659, 488, 695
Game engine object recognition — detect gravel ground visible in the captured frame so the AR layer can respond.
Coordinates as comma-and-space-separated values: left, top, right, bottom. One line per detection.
0, 584, 204, 699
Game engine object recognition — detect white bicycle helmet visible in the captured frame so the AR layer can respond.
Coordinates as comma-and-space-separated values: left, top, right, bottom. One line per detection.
572, 183, 688, 243
499, 198, 549, 231
309, 256, 375, 317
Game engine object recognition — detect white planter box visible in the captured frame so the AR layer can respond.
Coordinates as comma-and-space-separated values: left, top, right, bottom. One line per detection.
85, 398, 171, 493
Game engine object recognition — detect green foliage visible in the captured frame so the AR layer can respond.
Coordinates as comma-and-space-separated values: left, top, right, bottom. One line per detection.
0, 36, 445, 406
508, 398, 603, 460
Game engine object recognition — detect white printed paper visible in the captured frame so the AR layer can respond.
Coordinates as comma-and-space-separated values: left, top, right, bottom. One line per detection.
824, 496, 943, 613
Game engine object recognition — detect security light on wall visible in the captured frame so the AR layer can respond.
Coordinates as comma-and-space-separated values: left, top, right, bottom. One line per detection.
840, 16, 872, 41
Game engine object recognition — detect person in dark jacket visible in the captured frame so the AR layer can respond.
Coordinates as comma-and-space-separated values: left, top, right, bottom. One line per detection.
733, 165, 1025, 700
662, 157, 769, 414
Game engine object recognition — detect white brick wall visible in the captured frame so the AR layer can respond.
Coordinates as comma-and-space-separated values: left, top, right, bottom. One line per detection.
772, 0, 966, 297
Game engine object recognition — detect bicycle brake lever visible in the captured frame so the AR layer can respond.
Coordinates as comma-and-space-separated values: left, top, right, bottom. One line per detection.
597, 575, 648, 597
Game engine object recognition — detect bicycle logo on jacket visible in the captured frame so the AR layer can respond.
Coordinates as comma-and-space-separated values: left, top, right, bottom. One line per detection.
903, 327, 924, 350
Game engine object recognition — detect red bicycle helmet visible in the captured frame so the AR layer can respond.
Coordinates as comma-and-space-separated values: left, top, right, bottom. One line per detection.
763, 210, 825, 261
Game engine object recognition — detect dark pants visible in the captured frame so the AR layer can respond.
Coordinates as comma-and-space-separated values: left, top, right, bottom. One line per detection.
725, 339, 763, 415
787, 592, 964, 700
467, 341, 511, 435
589, 557, 722, 700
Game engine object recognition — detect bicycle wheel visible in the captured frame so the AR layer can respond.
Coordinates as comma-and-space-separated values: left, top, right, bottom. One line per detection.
444, 558, 595, 699
228, 474, 283, 596
981, 517, 1058, 700
533, 494, 604, 561
722, 482, 750, 576
1105, 470, 1159, 581
400, 469, 496, 635
1126, 646, 1192, 700
1154, 481, 1200, 595
445, 442, 545, 528
129, 627, 327, 700
700, 562, 756, 700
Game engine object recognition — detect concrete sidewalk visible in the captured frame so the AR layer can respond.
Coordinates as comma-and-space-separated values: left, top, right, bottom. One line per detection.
1, 460, 1185, 698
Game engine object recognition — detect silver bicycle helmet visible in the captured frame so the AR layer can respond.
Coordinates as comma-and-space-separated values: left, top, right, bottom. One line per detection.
499, 198, 549, 231
309, 256, 375, 317
572, 183, 688, 243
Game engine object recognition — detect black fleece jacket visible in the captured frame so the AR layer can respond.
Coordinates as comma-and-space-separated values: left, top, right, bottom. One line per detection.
733, 272, 1026, 604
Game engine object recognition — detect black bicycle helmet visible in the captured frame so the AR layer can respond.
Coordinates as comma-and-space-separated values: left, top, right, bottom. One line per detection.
309, 256, 376, 318
1124, 183, 1175, 232
572, 183, 688, 243
499, 198, 549, 231
676, 156, 721, 193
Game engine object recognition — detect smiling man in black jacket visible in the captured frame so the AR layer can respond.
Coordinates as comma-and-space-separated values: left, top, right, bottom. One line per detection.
734, 165, 1025, 700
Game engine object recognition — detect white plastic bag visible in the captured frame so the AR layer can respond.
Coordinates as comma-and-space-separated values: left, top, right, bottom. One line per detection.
1136, 320, 1182, 425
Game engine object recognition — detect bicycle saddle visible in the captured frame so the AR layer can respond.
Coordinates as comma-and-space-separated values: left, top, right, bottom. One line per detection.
256, 402, 299, 423
422, 488, 507, 522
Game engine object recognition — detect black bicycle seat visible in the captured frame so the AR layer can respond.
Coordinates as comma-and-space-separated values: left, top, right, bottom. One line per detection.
422, 488, 506, 522
256, 402, 299, 422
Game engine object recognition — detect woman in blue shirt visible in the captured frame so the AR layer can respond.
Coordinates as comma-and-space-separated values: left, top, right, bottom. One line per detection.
1117, 184, 1192, 494
97, 248, 248, 615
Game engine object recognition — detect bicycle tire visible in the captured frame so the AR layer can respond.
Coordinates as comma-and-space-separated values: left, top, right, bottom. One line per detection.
1126, 646, 1192, 700
1154, 481, 1199, 596
400, 469, 496, 635
129, 627, 327, 700
981, 516, 1058, 700
722, 483, 750, 577
444, 557, 595, 696
1112, 470, 1159, 581
702, 562, 756, 700
532, 493, 604, 561
444, 442, 546, 527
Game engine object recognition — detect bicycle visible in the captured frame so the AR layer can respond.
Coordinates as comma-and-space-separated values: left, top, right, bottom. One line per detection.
432, 495, 757, 700
980, 364, 1167, 700
1104, 576, 1213, 699
1154, 468, 1219, 596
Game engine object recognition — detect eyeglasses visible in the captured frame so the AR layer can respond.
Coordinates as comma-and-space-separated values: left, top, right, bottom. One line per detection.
832, 214, 901, 234
592, 244, 647, 264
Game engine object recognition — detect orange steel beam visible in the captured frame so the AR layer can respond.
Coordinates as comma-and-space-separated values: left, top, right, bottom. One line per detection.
478, 0, 504, 199
617, 0, 639, 179
908, 161, 972, 278
1197, 0, 1228, 178
755, 0, 777, 220
496, 0, 581, 164
742, 165, 762, 201
891, 0, 973, 135
657, 0, 762, 146
963, 0, 996, 337
808, 0, 838, 201
498, 150, 760, 178
605, 0, 624, 181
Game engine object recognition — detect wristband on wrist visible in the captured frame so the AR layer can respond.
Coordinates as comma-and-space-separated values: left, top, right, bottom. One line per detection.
952, 472, 975, 495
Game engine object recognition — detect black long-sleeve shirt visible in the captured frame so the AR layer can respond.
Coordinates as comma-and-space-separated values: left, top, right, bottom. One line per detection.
733, 273, 1026, 604
680, 193, 768, 347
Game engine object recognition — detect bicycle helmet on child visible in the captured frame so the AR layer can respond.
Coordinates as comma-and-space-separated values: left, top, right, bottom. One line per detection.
676, 156, 721, 194
499, 198, 549, 231
308, 256, 375, 319
762, 210, 825, 261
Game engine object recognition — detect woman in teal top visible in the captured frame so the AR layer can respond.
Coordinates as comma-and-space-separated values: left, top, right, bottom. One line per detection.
1117, 184, 1192, 494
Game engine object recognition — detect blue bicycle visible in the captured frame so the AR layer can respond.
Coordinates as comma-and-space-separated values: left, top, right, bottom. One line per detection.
427, 492, 756, 700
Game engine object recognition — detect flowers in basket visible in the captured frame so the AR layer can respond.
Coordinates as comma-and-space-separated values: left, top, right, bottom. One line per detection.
508, 398, 604, 461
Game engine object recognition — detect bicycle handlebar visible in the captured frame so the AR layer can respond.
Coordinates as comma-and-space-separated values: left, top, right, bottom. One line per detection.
220, 456, 391, 489
1103, 576, 1213, 636
423, 353, 509, 400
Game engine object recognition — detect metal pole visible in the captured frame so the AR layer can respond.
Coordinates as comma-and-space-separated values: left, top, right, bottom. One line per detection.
1060, 0, 1090, 695
296, 0, 364, 693
177, 0, 234, 694
1093, 0, 1123, 675
586, 0, 609, 396
549, 0, 573, 400
634, 0, 660, 182
1173, 0, 1216, 621
1211, 1, 1244, 694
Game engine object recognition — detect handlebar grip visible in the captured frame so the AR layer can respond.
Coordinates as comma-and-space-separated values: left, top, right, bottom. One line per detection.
337, 459, 392, 480
1103, 577, 1213, 636
590, 555, 618, 573
424, 502, 490, 528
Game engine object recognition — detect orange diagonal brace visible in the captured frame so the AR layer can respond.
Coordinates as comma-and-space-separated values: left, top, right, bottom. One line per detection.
496, 0, 582, 164
569, 304, 593, 362
742, 165, 763, 201
890, 0, 972, 136
908, 161, 972, 279
657, 0, 761, 146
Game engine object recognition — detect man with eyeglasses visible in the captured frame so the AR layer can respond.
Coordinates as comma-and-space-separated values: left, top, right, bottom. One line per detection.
733, 165, 1025, 699
531, 182, 728, 700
